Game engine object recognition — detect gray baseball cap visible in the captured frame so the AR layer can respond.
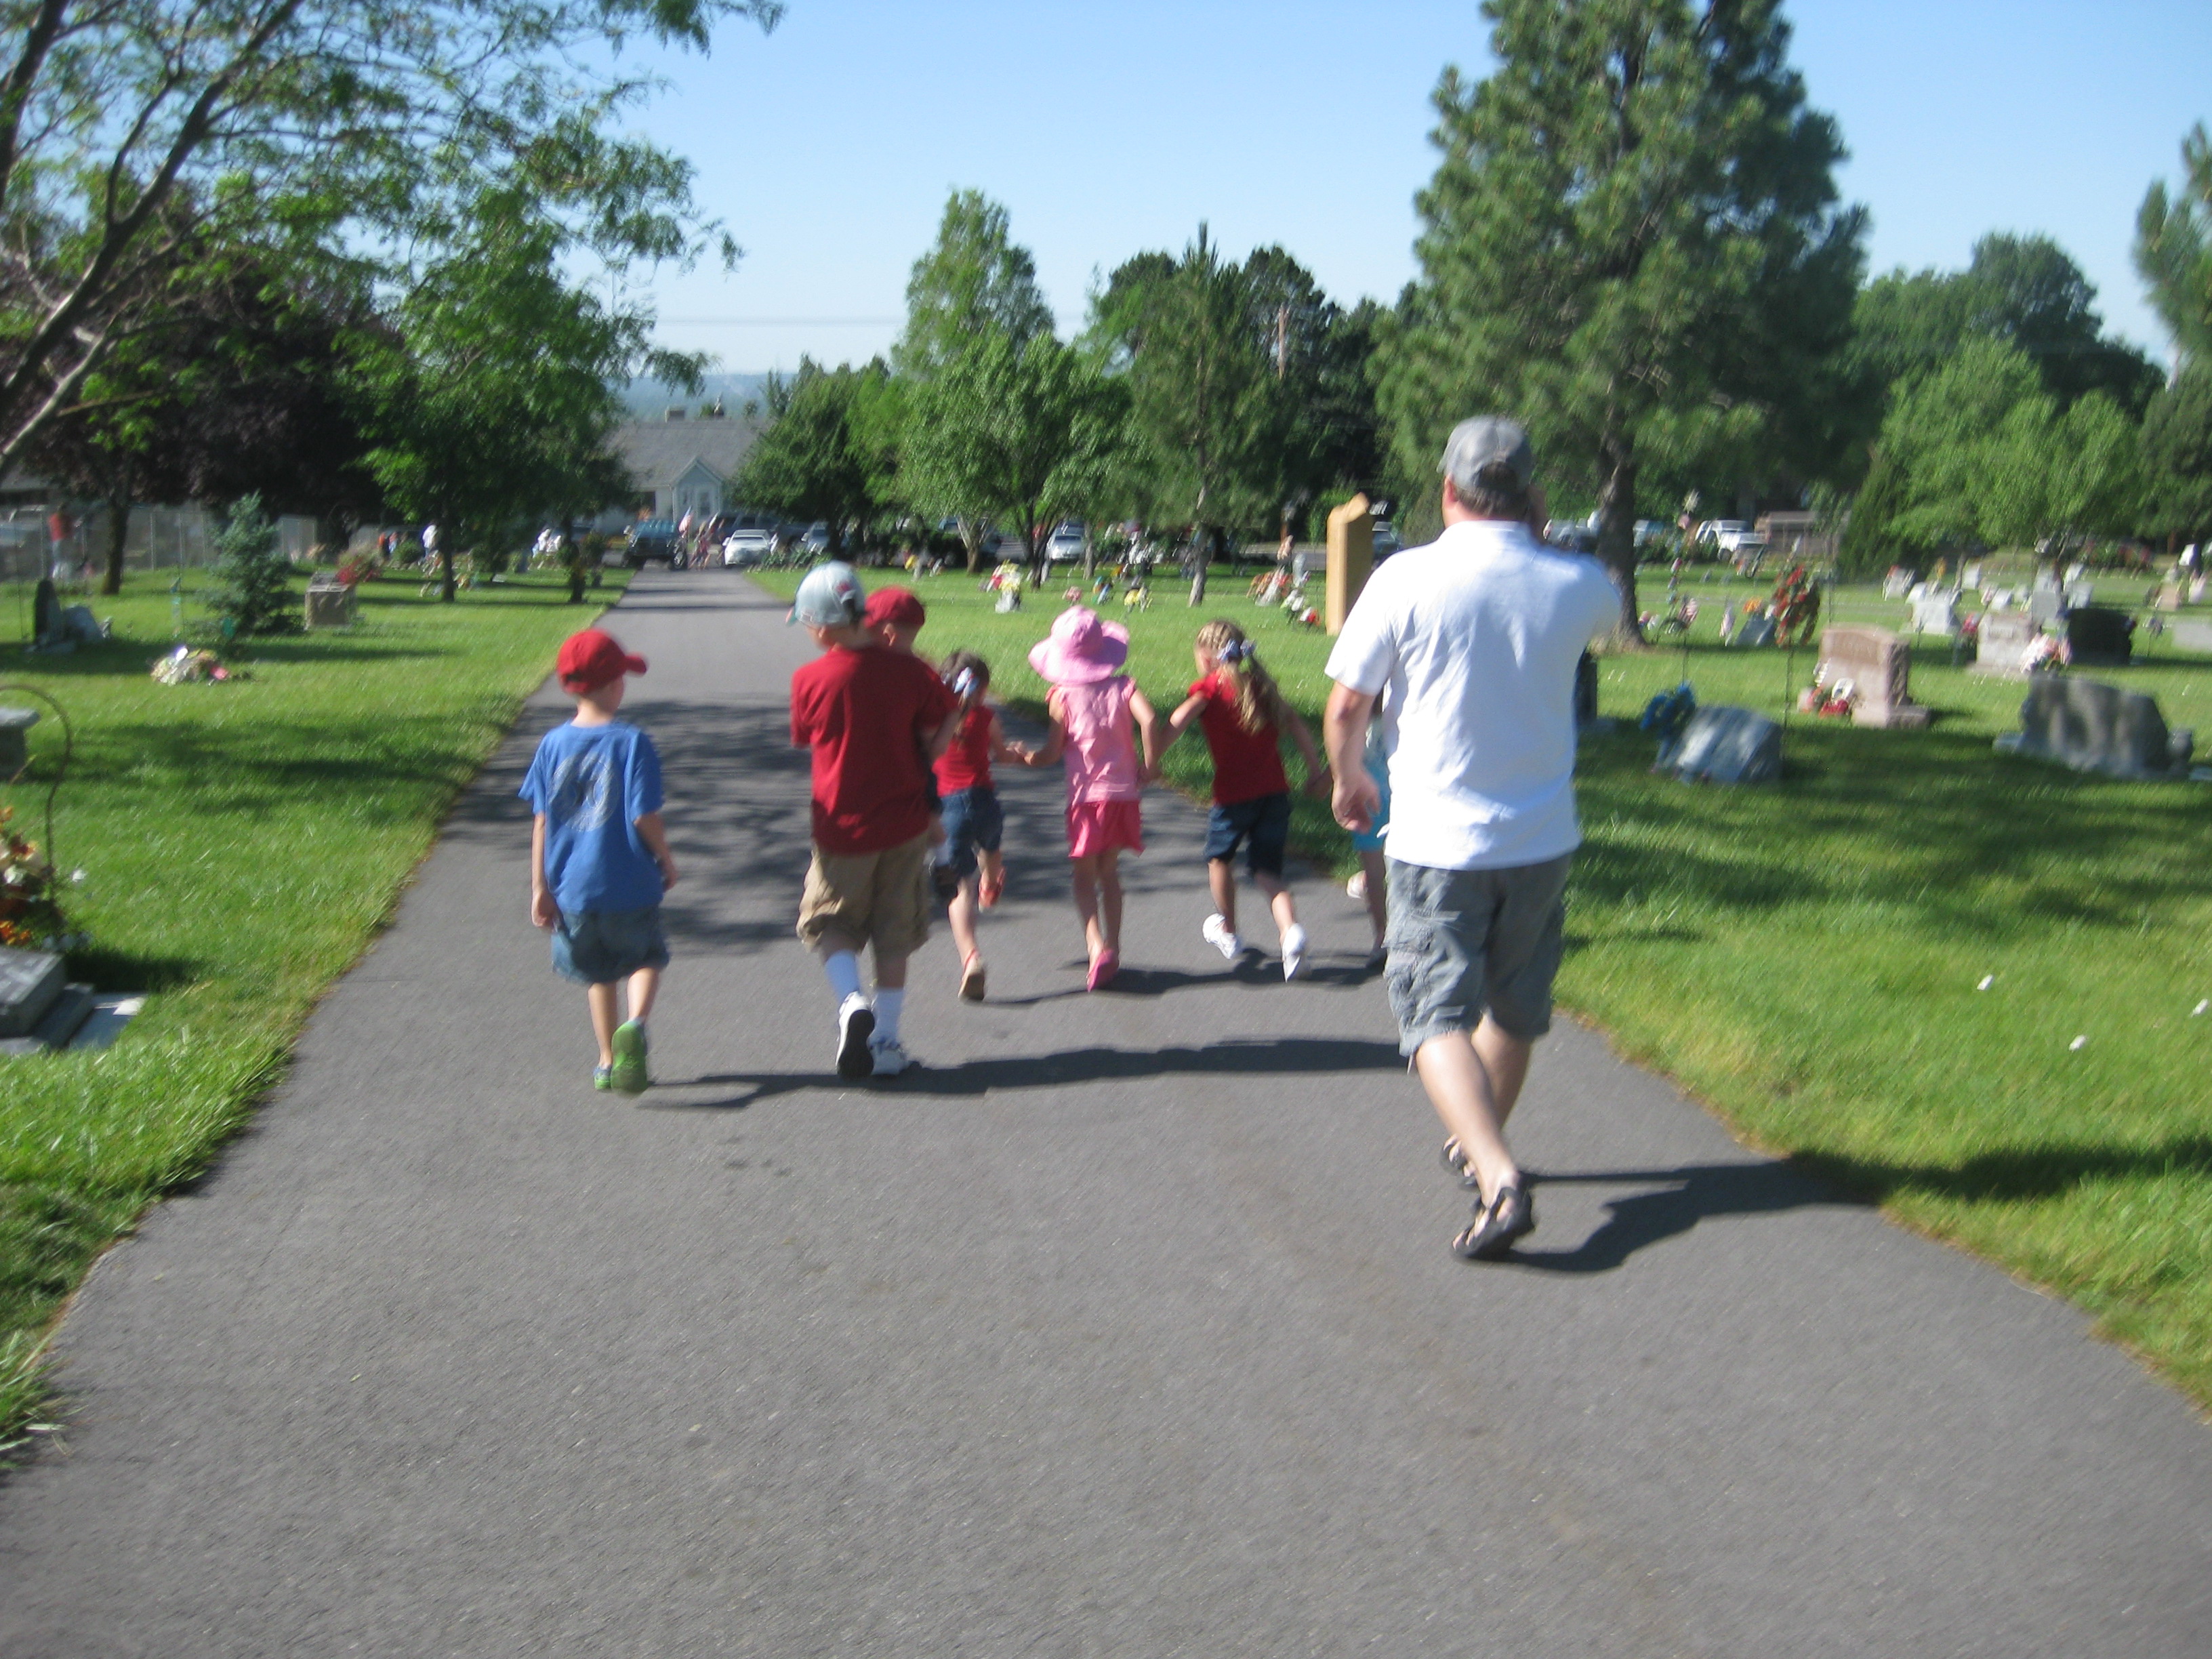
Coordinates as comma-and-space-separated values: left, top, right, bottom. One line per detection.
1441, 416, 1535, 495
791, 560, 865, 628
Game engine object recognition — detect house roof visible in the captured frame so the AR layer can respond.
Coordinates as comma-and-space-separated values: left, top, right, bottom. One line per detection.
611, 417, 763, 493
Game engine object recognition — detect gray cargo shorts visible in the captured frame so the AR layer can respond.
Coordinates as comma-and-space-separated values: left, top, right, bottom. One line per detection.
1382, 853, 1574, 1055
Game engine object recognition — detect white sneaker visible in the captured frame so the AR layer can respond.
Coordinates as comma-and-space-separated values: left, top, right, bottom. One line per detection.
835, 993, 875, 1080
869, 1033, 916, 1077
1202, 913, 1242, 960
1281, 924, 1308, 981
1346, 870, 1367, 900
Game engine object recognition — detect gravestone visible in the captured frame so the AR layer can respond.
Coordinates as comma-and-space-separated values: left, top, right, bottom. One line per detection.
304, 575, 356, 629
1734, 613, 1777, 649
1656, 705, 1782, 784
32, 576, 58, 644
1910, 590, 1958, 636
1819, 626, 1931, 729
2193, 577, 2207, 604
1972, 611, 2042, 678
2173, 619, 2212, 654
1996, 678, 2193, 779
0, 705, 37, 775
2064, 581, 2094, 611
2064, 606, 2133, 668
2156, 582, 2184, 611
0, 946, 65, 1039
1882, 569, 1914, 599
2026, 590, 2062, 628
1961, 563, 1984, 591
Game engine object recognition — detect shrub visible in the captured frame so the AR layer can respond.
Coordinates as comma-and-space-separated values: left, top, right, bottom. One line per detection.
205, 494, 294, 639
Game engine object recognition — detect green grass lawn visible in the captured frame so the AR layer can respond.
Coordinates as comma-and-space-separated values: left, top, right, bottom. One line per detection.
0, 566, 625, 1449
765, 559, 2212, 1410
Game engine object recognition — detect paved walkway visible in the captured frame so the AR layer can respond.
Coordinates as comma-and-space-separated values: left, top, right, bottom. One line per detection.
3, 569, 2209, 1657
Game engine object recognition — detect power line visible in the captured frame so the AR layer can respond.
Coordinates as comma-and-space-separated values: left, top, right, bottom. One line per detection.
655, 316, 901, 326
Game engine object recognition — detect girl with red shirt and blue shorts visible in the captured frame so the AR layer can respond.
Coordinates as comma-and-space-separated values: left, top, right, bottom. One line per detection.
1162, 619, 1331, 980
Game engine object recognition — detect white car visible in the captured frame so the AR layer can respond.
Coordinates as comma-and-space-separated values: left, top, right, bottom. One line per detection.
720, 529, 773, 569
1046, 521, 1086, 562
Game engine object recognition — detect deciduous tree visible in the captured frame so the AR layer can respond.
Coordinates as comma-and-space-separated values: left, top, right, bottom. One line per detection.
0, 0, 781, 473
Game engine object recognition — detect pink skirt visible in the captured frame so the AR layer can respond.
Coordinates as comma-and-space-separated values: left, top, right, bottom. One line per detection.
1066, 798, 1143, 859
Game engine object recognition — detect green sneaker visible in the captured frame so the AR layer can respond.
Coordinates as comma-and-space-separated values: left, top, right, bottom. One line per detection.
594, 1064, 614, 1091
609, 1021, 650, 1094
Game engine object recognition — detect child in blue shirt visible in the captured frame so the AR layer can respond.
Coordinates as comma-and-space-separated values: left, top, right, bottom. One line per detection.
522, 628, 678, 1093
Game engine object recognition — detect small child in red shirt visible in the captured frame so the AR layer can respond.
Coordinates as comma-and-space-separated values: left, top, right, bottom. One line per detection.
1162, 618, 1330, 979
789, 563, 960, 1078
930, 649, 1033, 1002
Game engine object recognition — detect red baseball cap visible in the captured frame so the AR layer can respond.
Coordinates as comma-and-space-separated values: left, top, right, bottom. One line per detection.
556, 628, 647, 693
863, 586, 926, 630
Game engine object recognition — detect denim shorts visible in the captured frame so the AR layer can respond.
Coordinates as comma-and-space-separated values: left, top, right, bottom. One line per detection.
1382, 854, 1573, 1053
1203, 791, 1292, 877
935, 785, 1004, 880
552, 905, 670, 986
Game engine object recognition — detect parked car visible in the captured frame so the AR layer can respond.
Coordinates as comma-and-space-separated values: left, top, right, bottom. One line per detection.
1544, 518, 1599, 554
1695, 519, 1749, 550
1372, 519, 1404, 558
1046, 520, 1086, 562
720, 529, 773, 569
799, 522, 831, 557
623, 519, 680, 567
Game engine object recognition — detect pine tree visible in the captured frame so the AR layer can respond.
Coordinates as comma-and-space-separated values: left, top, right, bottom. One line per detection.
206, 493, 293, 640
1375, 0, 1864, 635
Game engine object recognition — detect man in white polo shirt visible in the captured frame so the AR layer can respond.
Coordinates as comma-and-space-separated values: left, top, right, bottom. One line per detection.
1323, 417, 1618, 1260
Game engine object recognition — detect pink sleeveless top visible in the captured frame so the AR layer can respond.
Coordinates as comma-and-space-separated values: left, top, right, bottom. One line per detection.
1057, 676, 1141, 802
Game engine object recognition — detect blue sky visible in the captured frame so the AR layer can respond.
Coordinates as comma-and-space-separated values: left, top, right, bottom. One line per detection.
621, 1, 2210, 373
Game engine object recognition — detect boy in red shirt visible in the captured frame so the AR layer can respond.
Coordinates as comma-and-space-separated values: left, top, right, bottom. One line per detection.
790, 562, 960, 1078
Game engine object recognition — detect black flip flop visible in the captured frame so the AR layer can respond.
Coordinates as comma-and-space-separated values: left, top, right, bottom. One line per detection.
1452, 1185, 1536, 1261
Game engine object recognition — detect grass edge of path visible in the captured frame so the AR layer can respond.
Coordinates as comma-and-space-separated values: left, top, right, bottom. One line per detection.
0, 578, 626, 1460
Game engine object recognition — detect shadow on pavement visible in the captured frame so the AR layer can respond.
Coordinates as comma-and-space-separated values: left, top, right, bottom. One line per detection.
1508, 1160, 1862, 1273
648, 1033, 1405, 1111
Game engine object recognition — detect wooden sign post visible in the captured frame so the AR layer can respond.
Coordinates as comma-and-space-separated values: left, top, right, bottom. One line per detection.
1325, 493, 1373, 636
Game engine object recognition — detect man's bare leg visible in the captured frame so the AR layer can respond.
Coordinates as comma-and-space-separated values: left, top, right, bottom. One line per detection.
1413, 1027, 1524, 1206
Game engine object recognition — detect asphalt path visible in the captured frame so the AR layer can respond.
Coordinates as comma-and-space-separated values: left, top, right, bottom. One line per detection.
3, 567, 2209, 1656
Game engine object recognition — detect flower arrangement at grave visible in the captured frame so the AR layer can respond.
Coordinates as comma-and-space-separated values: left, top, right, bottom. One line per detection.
0, 804, 75, 951
335, 552, 383, 587
2024, 633, 2067, 672
1639, 681, 1697, 739
1798, 665, 1855, 718
983, 562, 1025, 595
1769, 565, 1820, 645
150, 644, 237, 684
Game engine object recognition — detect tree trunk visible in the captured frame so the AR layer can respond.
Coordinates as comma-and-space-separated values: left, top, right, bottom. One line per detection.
100, 477, 131, 596
1596, 441, 1640, 640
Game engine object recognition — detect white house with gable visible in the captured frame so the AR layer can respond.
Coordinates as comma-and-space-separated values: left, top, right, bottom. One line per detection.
606, 409, 764, 524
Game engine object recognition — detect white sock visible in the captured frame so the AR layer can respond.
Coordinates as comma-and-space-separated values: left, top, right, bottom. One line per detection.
873, 987, 904, 1044
823, 951, 863, 1004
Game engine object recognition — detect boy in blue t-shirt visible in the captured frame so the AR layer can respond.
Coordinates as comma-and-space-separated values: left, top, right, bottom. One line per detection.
521, 628, 679, 1093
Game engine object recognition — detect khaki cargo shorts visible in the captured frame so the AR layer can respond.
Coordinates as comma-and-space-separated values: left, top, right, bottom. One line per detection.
796, 830, 934, 958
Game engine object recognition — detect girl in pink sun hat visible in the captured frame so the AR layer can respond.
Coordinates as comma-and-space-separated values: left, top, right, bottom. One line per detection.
1023, 606, 1162, 990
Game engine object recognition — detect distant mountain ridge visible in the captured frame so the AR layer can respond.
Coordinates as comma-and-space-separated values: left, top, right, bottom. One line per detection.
621, 372, 775, 419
